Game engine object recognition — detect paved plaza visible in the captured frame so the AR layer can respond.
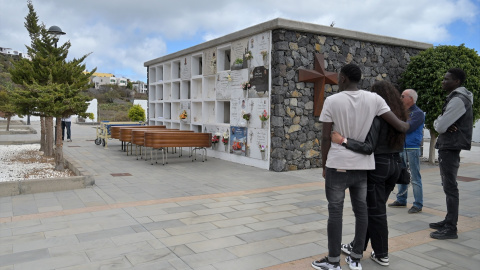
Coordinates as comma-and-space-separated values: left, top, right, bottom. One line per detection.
0, 121, 479, 269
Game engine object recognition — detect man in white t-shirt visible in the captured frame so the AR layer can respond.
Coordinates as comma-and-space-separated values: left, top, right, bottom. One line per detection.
312, 64, 409, 270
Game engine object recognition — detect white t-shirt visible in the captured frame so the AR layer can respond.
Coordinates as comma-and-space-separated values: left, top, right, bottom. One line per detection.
319, 90, 390, 170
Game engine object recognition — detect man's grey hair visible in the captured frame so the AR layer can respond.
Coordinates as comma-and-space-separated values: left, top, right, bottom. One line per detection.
406, 89, 418, 103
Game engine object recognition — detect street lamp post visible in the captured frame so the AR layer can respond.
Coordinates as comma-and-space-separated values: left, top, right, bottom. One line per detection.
47, 25, 66, 143
47, 25, 66, 48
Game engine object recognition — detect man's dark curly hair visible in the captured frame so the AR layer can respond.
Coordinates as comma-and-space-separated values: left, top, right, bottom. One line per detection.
447, 68, 466, 85
371, 81, 407, 149
340, 64, 362, 83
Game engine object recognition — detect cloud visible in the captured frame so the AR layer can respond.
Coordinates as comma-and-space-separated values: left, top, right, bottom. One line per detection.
1, 0, 478, 82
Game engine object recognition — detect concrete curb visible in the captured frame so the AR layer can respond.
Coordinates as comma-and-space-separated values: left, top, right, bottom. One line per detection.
0, 152, 95, 197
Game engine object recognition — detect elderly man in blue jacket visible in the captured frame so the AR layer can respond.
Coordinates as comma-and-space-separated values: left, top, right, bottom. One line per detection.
430, 68, 473, 240
388, 89, 425, 214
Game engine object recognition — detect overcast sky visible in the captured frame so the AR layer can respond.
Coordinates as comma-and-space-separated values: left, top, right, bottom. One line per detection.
1, 0, 478, 82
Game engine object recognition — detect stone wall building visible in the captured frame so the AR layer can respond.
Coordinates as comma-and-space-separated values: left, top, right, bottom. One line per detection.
145, 18, 432, 171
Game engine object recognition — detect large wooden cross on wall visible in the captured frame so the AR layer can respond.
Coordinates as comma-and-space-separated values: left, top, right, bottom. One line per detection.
298, 54, 338, 117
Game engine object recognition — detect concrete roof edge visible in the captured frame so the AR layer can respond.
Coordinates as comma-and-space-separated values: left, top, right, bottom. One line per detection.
144, 18, 433, 67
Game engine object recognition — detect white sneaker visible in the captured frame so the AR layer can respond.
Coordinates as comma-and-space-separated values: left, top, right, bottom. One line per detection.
341, 242, 353, 255
371, 251, 389, 266
311, 257, 341, 270
345, 256, 362, 270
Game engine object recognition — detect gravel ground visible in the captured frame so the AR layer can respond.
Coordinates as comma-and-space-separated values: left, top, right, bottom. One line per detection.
0, 144, 75, 182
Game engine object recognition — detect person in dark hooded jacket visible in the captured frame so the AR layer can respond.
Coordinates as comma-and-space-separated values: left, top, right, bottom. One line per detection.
430, 68, 473, 240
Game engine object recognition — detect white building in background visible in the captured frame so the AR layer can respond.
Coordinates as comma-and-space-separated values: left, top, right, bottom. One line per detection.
0, 46, 31, 60
132, 81, 147, 94
88, 72, 128, 89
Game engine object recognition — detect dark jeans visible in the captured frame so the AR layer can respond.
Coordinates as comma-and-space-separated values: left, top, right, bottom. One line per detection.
364, 153, 401, 258
325, 168, 367, 262
438, 149, 460, 230
62, 121, 71, 140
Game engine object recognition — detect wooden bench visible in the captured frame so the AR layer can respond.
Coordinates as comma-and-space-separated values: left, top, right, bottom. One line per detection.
144, 132, 212, 165
129, 129, 192, 159
112, 125, 166, 150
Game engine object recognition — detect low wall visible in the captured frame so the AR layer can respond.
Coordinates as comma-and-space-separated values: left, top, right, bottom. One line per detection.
0, 155, 95, 197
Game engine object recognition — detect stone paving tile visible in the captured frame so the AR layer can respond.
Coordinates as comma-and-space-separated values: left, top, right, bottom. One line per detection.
236, 228, 290, 243
213, 253, 283, 270
187, 235, 246, 253
125, 247, 179, 266
180, 249, 237, 269
227, 238, 286, 258
76, 225, 136, 242
200, 225, 253, 240
85, 241, 152, 262
424, 248, 478, 270
13, 254, 90, 270
48, 238, 115, 257
222, 208, 264, 219
159, 232, 208, 247
269, 242, 325, 263
149, 211, 197, 222
253, 211, 297, 221
394, 250, 444, 269
212, 216, 259, 228
246, 219, 294, 231
179, 213, 227, 225
0, 248, 49, 267
58, 256, 132, 270
13, 234, 78, 253
164, 222, 217, 236
110, 231, 157, 246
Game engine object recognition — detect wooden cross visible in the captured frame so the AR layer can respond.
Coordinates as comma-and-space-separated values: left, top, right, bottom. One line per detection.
298, 53, 338, 116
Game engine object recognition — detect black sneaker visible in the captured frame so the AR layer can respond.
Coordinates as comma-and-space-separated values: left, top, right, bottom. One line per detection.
429, 220, 446, 230
388, 201, 406, 208
370, 251, 389, 266
408, 206, 422, 214
430, 228, 458, 239
345, 255, 362, 270
341, 242, 353, 255
312, 257, 341, 270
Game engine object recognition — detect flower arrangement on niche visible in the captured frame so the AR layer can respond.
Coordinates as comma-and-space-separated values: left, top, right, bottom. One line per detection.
226, 73, 232, 81
212, 134, 220, 144
242, 111, 251, 121
179, 110, 187, 120
234, 58, 243, 64
242, 81, 251, 91
259, 145, 267, 152
244, 51, 253, 60
259, 110, 269, 122
222, 131, 229, 145
232, 141, 242, 151
261, 51, 268, 60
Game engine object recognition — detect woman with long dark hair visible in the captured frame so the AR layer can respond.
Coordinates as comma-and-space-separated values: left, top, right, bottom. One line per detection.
332, 80, 407, 266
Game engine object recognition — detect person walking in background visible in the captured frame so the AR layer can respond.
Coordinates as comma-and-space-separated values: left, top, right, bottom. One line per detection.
313, 64, 409, 270
430, 68, 473, 240
331, 81, 407, 267
388, 89, 425, 214
62, 116, 72, 142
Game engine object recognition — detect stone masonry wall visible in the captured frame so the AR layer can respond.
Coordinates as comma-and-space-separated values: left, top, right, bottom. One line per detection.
270, 29, 423, 172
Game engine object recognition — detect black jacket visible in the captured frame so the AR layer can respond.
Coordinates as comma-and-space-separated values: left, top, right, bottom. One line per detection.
345, 117, 403, 155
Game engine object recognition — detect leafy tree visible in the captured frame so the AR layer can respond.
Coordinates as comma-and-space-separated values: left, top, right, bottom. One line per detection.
9, 1, 96, 170
400, 44, 480, 163
0, 60, 21, 131
128, 104, 146, 122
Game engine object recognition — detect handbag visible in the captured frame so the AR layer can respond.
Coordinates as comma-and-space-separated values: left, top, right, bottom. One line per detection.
397, 150, 411, 185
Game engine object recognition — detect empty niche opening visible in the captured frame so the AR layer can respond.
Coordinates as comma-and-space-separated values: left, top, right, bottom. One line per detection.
223, 101, 230, 124
172, 60, 181, 79
217, 46, 231, 71
192, 55, 203, 76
